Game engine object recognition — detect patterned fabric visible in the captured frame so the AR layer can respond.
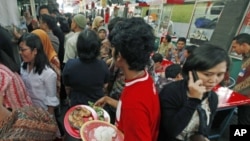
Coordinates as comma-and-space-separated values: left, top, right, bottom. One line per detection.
0, 106, 57, 140
0, 64, 32, 109
233, 52, 250, 96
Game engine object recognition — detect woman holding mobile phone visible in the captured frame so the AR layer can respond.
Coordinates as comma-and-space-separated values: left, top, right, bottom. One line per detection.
158, 44, 231, 141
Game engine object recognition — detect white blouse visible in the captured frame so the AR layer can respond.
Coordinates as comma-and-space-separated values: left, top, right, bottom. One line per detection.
20, 65, 59, 110
176, 98, 211, 140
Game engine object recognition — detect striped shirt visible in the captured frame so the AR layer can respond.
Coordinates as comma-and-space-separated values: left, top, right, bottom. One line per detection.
0, 64, 32, 109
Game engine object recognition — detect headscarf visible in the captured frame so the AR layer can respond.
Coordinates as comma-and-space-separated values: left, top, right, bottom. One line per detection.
32, 29, 57, 62
92, 16, 104, 32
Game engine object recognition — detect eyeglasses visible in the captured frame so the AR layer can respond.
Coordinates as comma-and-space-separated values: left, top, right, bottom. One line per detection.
19, 48, 30, 52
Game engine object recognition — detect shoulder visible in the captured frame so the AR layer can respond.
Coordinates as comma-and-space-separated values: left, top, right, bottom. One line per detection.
64, 59, 79, 68
99, 59, 108, 67
0, 65, 14, 77
43, 66, 56, 76
161, 80, 187, 93
159, 80, 187, 100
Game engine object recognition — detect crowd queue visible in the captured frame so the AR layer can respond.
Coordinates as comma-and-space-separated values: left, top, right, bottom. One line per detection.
0, 4, 250, 141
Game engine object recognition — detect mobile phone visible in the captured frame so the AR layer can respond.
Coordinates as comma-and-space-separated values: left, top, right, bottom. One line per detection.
192, 70, 199, 82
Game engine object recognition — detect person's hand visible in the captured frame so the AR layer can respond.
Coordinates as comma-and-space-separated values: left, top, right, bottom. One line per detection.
188, 71, 206, 99
0, 95, 11, 121
94, 96, 107, 107
12, 26, 21, 39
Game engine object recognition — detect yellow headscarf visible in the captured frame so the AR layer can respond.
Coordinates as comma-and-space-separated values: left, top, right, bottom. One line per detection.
32, 29, 57, 62
92, 16, 104, 32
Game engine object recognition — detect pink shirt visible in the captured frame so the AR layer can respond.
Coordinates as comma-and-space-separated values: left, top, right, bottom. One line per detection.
0, 64, 32, 109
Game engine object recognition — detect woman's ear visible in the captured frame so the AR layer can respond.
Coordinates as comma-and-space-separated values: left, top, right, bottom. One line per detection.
33, 48, 38, 55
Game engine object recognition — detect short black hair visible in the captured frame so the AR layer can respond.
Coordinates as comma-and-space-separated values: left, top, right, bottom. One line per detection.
107, 17, 125, 32
165, 35, 172, 42
77, 29, 100, 62
177, 37, 186, 44
152, 53, 163, 63
182, 43, 231, 79
109, 17, 155, 71
233, 33, 250, 45
165, 64, 182, 78
40, 14, 57, 30
38, 5, 51, 16
185, 45, 198, 55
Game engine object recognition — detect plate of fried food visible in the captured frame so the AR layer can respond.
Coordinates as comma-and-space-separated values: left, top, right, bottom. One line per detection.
80, 120, 124, 141
64, 105, 98, 139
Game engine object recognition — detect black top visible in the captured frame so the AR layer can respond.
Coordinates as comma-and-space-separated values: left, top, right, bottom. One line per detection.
62, 58, 110, 106
158, 80, 218, 141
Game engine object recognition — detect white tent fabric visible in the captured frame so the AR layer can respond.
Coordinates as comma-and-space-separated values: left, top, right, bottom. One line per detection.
0, 0, 20, 26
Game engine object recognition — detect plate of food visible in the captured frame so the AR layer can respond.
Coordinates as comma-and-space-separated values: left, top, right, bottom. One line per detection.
64, 105, 98, 139
88, 101, 111, 123
93, 106, 111, 123
80, 120, 124, 141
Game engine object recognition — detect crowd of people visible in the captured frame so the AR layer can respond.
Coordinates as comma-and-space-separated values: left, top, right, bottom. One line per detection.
0, 3, 250, 141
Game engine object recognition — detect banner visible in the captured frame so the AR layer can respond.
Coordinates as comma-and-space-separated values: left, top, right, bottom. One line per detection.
167, 0, 184, 4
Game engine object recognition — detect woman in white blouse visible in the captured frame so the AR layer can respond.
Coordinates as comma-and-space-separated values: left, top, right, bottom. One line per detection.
18, 33, 59, 116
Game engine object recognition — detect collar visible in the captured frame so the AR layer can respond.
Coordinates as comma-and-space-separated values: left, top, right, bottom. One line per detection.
125, 70, 148, 87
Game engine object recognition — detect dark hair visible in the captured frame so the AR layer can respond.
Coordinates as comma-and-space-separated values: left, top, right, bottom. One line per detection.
152, 53, 163, 63
165, 64, 182, 78
107, 17, 125, 32
182, 44, 231, 78
52, 26, 65, 64
177, 37, 186, 44
185, 45, 198, 55
233, 33, 250, 45
0, 26, 19, 72
58, 16, 70, 33
108, 17, 155, 71
165, 35, 172, 42
77, 29, 100, 62
18, 33, 50, 75
51, 8, 60, 15
40, 14, 57, 30
38, 5, 51, 16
